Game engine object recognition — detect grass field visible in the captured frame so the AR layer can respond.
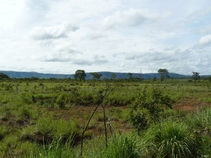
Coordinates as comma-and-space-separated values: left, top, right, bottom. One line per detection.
0, 78, 211, 157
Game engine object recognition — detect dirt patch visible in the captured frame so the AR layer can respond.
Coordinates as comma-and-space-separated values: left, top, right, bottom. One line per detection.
173, 97, 211, 111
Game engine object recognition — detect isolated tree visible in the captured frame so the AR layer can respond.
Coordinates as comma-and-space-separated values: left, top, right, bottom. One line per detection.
90, 72, 102, 80
0, 73, 10, 80
74, 70, 86, 81
158, 69, 169, 81
192, 72, 200, 83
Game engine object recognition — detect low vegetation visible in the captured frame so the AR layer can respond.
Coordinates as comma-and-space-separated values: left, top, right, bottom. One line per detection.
0, 76, 211, 157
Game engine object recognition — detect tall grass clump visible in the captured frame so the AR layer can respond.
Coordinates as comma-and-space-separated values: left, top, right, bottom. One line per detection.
139, 121, 197, 158
26, 139, 77, 158
21, 115, 80, 148
187, 108, 211, 131
85, 134, 139, 158
186, 108, 211, 156
105, 134, 139, 158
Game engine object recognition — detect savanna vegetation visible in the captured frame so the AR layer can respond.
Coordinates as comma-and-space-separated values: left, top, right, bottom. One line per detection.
0, 72, 211, 158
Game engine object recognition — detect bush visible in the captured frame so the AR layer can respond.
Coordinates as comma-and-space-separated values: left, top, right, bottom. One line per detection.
128, 87, 173, 132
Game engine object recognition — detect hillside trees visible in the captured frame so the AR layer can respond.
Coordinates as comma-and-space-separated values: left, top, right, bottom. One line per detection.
0, 73, 10, 80
74, 70, 86, 81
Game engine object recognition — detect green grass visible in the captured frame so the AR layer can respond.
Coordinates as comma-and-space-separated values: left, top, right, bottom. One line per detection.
0, 78, 211, 157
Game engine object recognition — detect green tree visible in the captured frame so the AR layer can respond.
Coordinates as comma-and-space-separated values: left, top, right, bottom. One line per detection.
90, 72, 102, 80
158, 69, 169, 81
74, 70, 86, 81
192, 72, 200, 83
0, 73, 10, 80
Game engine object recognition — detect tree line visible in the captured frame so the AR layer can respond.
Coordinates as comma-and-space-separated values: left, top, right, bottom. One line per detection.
0, 70, 209, 82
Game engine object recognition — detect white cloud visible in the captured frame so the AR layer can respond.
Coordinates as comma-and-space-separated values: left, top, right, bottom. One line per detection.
1, 0, 211, 75
82, 31, 106, 40
198, 35, 211, 45
102, 8, 169, 29
29, 22, 79, 40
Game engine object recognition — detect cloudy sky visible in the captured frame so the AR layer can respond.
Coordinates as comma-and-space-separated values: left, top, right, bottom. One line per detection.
0, 0, 211, 75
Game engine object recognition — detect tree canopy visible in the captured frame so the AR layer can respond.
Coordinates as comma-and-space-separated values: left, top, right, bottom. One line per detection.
192, 72, 200, 83
74, 70, 86, 81
158, 69, 169, 81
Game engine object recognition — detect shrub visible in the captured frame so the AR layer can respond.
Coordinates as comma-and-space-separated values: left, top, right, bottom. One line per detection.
128, 87, 173, 132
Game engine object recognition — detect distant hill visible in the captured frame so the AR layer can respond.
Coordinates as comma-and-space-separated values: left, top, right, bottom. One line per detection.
0, 71, 72, 79
0, 70, 193, 79
91, 71, 191, 79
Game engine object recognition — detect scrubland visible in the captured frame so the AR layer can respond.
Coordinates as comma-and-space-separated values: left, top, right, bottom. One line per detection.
0, 78, 211, 157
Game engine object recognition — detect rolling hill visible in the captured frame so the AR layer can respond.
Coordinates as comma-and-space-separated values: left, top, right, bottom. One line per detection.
0, 70, 193, 79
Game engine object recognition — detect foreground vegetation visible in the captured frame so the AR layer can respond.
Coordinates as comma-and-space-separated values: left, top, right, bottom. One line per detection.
0, 77, 211, 157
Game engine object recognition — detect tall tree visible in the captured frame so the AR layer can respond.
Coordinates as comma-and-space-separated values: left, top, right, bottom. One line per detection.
158, 69, 169, 81
74, 70, 86, 81
90, 72, 102, 80
192, 72, 200, 83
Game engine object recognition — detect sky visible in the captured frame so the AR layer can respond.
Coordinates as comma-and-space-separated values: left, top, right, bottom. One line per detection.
0, 0, 211, 75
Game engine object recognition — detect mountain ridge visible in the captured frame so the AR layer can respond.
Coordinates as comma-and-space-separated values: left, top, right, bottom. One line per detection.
0, 70, 198, 79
